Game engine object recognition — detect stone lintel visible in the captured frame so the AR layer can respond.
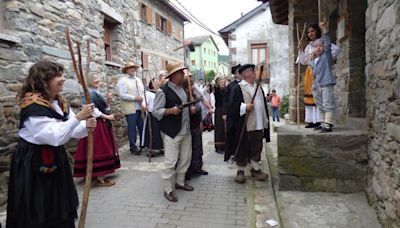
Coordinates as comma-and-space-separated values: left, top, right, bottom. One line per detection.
41, 46, 71, 59
0, 33, 22, 44
105, 61, 122, 68
98, 0, 124, 24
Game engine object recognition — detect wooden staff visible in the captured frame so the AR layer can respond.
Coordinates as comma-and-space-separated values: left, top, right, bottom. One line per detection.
142, 70, 153, 162
296, 23, 307, 129
65, 28, 93, 228
233, 64, 264, 159
105, 77, 119, 159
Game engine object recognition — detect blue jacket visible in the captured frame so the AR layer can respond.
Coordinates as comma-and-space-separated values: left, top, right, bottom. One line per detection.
311, 33, 336, 89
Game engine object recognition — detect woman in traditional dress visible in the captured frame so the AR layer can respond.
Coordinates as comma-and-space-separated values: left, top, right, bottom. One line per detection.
213, 77, 226, 154
183, 74, 208, 179
297, 23, 340, 128
141, 78, 163, 156
73, 74, 120, 187
6, 60, 96, 228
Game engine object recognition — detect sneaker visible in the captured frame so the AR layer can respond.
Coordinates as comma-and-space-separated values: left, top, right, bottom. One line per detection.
313, 123, 324, 131
235, 170, 246, 184
250, 168, 268, 181
319, 124, 333, 133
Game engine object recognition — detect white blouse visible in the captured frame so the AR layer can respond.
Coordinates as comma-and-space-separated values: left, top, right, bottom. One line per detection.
19, 100, 88, 147
297, 42, 340, 65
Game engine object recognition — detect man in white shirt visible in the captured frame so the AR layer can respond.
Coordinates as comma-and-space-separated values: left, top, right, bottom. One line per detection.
116, 62, 146, 155
225, 64, 270, 184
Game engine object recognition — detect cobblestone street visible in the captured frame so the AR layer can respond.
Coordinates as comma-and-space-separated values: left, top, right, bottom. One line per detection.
75, 131, 277, 228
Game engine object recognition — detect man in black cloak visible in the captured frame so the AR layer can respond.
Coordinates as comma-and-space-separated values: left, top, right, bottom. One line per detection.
224, 64, 270, 183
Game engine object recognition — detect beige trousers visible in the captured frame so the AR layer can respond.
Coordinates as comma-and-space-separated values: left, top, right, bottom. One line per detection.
161, 134, 192, 193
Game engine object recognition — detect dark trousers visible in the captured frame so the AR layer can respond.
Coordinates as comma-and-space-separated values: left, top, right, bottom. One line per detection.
247, 130, 264, 162
126, 110, 144, 150
272, 107, 280, 122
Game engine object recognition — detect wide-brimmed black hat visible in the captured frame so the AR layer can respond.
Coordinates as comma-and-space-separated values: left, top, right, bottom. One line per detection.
238, 64, 255, 74
231, 64, 242, 74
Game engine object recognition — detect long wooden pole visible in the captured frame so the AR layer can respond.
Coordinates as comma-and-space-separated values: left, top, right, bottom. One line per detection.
143, 70, 153, 162
65, 28, 93, 228
296, 23, 307, 129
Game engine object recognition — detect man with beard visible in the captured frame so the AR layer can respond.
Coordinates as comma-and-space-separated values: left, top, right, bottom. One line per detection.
153, 62, 194, 202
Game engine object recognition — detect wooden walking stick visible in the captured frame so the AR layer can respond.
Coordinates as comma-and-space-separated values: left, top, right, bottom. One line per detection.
65, 28, 93, 228
296, 23, 307, 128
233, 65, 264, 159
142, 70, 153, 162
105, 77, 120, 159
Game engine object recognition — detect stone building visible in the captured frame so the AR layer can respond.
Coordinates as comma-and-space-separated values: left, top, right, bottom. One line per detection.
218, 2, 289, 95
261, 0, 400, 226
0, 0, 187, 213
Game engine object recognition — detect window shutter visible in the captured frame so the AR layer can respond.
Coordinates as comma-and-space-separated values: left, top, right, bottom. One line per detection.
167, 20, 172, 35
175, 26, 181, 41
146, 6, 152, 24
142, 52, 149, 70
156, 13, 161, 29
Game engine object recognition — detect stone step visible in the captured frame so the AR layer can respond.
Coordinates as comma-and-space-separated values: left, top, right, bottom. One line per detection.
277, 124, 367, 193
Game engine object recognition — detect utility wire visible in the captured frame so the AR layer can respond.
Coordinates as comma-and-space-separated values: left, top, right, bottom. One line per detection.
168, 0, 226, 38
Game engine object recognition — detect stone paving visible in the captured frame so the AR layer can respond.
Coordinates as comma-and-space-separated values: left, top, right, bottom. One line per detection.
75, 131, 280, 228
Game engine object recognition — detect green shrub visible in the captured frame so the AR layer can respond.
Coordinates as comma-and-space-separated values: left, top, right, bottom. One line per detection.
280, 94, 289, 117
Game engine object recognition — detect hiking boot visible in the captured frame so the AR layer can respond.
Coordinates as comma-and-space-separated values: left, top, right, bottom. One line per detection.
235, 170, 246, 184
250, 168, 268, 181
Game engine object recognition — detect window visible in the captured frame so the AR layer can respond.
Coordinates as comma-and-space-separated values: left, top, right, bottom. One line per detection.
191, 60, 195, 66
141, 51, 149, 70
140, 3, 152, 24
156, 13, 171, 34
203, 60, 206, 66
251, 43, 268, 80
103, 20, 116, 61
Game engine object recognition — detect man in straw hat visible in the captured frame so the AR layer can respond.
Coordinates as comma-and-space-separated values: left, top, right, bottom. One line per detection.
153, 62, 194, 202
116, 62, 146, 155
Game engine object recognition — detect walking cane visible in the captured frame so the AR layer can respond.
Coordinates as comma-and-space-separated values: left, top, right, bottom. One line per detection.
142, 70, 153, 162
233, 65, 264, 159
296, 23, 307, 129
65, 28, 93, 228
105, 78, 120, 160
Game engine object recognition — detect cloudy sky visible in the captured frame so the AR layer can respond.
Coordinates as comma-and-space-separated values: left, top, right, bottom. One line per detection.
169, 0, 262, 54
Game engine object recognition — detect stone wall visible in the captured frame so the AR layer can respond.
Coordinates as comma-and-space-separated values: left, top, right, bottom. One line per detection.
278, 125, 368, 193
334, 0, 366, 123
137, 0, 185, 83
0, 0, 185, 209
365, 0, 400, 226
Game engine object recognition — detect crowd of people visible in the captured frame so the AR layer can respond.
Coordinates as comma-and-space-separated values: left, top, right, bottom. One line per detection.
5, 19, 337, 228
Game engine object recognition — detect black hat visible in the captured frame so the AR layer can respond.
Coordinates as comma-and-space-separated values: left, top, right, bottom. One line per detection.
231, 64, 242, 74
238, 64, 255, 74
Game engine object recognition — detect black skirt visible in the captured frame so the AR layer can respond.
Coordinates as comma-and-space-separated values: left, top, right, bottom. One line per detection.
214, 107, 226, 150
6, 139, 78, 228
143, 113, 163, 150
